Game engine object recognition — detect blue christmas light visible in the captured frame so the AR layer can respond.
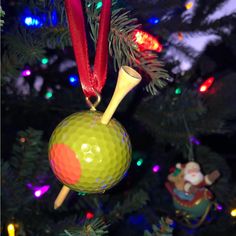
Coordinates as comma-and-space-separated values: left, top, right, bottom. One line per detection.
23, 16, 42, 27
148, 17, 160, 24
68, 75, 79, 86
51, 10, 58, 26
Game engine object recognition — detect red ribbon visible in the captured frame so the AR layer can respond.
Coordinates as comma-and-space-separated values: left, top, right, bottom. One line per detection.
65, 0, 111, 98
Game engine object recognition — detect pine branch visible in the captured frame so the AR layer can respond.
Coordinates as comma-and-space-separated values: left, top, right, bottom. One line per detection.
3, 28, 46, 65
11, 128, 49, 182
144, 217, 173, 236
42, 26, 71, 49
59, 218, 109, 236
202, 0, 229, 18
2, 0, 169, 94
87, 0, 169, 92
203, 13, 236, 33
1, 53, 24, 80
135, 88, 206, 149
109, 189, 149, 221
0, 6, 5, 27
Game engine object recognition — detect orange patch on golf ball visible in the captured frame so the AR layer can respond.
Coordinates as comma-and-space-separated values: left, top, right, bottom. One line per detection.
49, 144, 81, 185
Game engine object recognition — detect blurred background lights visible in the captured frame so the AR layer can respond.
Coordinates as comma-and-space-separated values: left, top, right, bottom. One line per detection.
189, 136, 201, 145
45, 89, 53, 99
68, 74, 79, 86
185, 1, 193, 10
133, 30, 162, 52
199, 77, 215, 93
21, 69, 31, 77
34, 190, 41, 197
148, 17, 160, 24
86, 211, 94, 219
51, 10, 58, 26
152, 165, 160, 173
24, 16, 41, 27
136, 158, 143, 166
96, 2, 102, 9
231, 208, 236, 217
216, 204, 223, 211
175, 88, 182, 95
34, 185, 50, 198
41, 57, 49, 64
20, 137, 26, 143
7, 223, 15, 236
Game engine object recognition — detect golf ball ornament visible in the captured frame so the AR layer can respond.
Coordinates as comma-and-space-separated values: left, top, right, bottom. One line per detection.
49, 111, 132, 193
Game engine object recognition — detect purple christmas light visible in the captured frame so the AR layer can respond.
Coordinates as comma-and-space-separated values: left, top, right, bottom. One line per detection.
152, 165, 160, 173
189, 136, 201, 145
22, 69, 31, 77
216, 204, 223, 211
33, 185, 50, 198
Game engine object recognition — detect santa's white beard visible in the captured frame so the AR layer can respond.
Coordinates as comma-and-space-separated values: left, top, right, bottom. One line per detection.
184, 172, 204, 185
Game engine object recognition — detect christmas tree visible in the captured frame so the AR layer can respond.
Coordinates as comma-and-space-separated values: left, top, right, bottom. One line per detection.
1, 0, 236, 235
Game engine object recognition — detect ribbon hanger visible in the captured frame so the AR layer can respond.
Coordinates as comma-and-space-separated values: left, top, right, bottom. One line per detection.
65, 0, 111, 103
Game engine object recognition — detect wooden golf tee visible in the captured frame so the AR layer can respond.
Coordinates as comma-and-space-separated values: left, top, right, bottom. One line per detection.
54, 185, 70, 209
101, 66, 142, 125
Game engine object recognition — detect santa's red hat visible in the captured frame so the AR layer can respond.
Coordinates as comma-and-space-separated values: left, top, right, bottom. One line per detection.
175, 163, 185, 169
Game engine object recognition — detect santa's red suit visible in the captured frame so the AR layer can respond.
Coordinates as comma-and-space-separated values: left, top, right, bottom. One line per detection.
176, 162, 213, 193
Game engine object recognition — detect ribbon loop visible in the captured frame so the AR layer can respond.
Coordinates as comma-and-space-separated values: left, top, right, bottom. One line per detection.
65, 0, 111, 98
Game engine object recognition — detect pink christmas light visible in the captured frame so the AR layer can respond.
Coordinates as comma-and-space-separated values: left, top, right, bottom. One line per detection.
152, 165, 160, 173
22, 69, 31, 77
33, 185, 50, 198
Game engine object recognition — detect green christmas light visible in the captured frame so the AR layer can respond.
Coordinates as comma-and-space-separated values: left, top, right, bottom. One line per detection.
175, 88, 182, 95
96, 1, 102, 9
41, 58, 49, 64
45, 91, 53, 99
136, 158, 143, 166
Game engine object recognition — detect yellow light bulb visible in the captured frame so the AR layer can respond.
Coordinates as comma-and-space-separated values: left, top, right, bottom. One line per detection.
231, 209, 236, 217
185, 1, 193, 10
7, 223, 15, 236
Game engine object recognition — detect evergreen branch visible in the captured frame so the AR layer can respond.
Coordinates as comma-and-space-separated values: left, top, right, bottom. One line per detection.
203, 13, 236, 33
1, 53, 24, 80
109, 189, 149, 221
41, 26, 71, 49
203, 0, 229, 18
2, 28, 46, 81
135, 88, 206, 148
0, 6, 5, 27
3, 0, 169, 94
166, 40, 199, 59
87, 0, 169, 93
144, 217, 174, 236
11, 128, 49, 182
3, 28, 46, 65
60, 218, 109, 236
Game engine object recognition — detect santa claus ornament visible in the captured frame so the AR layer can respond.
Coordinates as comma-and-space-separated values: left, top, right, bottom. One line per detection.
165, 161, 220, 228
48, 0, 142, 209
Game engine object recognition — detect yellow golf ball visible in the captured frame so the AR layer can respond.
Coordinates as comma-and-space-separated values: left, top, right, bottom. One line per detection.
49, 111, 131, 193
